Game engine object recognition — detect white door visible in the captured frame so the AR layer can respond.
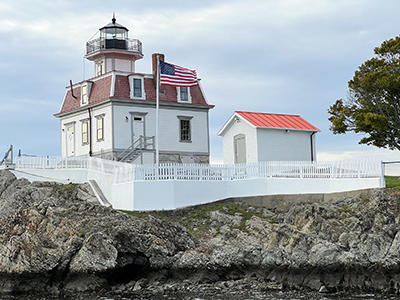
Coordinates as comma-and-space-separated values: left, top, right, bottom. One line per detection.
66, 125, 75, 157
234, 134, 246, 164
132, 116, 145, 143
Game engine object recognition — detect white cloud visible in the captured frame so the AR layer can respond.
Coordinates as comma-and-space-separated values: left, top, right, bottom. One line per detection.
318, 149, 400, 162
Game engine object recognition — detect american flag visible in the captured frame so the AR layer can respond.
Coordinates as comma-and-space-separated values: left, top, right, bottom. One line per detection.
160, 61, 198, 87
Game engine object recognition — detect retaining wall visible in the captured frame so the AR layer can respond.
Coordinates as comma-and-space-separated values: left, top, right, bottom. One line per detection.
10, 168, 384, 211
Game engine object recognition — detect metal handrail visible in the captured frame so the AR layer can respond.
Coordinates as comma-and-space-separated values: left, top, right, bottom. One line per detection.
117, 136, 155, 162
0, 145, 13, 165
86, 37, 143, 55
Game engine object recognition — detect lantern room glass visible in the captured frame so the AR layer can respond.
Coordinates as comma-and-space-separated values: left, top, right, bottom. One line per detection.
100, 24, 128, 50
100, 27, 128, 40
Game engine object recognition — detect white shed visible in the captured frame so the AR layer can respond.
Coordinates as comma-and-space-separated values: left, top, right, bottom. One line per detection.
217, 111, 320, 164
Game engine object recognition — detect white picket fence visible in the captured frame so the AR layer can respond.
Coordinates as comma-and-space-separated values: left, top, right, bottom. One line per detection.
15, 156, 383, 184
133, 160, 383, 181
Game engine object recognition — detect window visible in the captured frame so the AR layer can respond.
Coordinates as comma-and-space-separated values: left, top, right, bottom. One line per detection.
81, 82, 92, 106
129, 75, 145, 99
133, 78, 142, 97
81, 85, 88, 105
97, 62, 103, 76
178, 117, 193, 142
96, 116, 104, 141
177, 86, 191, 103
180, 87, 188, 101
82, 121, 89, 144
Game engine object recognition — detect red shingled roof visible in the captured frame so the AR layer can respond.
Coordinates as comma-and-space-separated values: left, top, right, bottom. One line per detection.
55, 72, 212, 116
236, 111, 320, 131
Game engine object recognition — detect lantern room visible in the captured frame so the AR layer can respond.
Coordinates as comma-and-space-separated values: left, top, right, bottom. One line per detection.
85, 14, 143, 75
99, 16, 129, 50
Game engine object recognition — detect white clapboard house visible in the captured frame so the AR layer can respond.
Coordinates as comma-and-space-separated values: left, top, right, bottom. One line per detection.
218, 111, 320, 164
54, 16, 214, 164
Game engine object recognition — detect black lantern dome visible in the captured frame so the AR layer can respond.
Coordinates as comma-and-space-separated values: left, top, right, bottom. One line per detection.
99, 14, 129, 50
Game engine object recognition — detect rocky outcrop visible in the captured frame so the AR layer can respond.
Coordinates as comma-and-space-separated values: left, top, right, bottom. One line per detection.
1, 169, 400, 296
0, 170, 195, 295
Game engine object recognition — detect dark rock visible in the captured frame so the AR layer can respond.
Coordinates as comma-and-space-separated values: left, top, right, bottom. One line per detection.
1, 170, 400, 296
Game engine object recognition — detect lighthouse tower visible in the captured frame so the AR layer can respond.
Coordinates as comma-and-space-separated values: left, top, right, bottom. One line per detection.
85, 14, 143, 76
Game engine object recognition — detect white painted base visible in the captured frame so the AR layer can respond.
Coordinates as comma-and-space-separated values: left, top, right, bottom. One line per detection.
11, 168, 384, 211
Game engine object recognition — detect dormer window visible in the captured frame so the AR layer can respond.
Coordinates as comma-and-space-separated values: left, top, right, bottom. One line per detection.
177, 86, 191, 103
133, 78, 142, 97
80, 81, 92, 106
128, 75, 145, 99
81, 85, 88, 105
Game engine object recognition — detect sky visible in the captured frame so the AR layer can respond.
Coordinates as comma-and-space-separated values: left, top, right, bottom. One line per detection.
2, 0, 400, 163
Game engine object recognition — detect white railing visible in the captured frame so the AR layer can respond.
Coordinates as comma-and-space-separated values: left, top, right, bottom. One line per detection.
16, 156, 88, 169
132, 160, 383, 181
15, 156, 383, 184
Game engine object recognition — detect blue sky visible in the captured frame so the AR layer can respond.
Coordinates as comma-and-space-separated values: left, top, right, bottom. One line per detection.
2, 0, 400, 163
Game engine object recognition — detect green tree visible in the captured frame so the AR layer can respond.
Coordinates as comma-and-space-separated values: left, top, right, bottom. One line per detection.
328, 36, 400, 150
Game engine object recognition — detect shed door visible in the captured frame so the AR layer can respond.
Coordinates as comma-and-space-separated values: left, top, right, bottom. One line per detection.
132, 116, 144, 142
234, 134, 246, 164
66, 125, 75, 157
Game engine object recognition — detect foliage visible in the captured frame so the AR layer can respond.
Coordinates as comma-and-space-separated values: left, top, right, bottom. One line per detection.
122, 203, 270, 238
385, 176, 400, 189
328, 36, 400, 150
52, 183, 79, 198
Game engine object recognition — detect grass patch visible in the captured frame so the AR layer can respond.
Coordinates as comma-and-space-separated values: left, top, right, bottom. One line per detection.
121, 202, 271, 238
337, 205, 353, 220
337, 205, 353, 214
52, 183, 79, 197
385, 176, 400, 189
360, 197, 370, 204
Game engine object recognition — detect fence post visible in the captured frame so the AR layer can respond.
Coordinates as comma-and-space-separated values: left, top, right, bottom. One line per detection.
381, 161, 386, 188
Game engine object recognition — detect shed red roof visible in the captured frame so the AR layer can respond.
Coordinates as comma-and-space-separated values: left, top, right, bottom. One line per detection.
236, 111, 320, 131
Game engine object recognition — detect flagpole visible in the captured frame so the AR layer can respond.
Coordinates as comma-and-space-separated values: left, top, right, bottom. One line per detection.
155, 54, 160, 167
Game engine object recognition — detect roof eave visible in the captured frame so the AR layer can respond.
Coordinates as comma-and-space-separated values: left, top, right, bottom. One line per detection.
256, 126, 321, 132
217, 112, 255, 136
54, 98, 111, 118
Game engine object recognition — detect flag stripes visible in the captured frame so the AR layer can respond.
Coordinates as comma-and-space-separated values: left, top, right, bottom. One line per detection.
160, 61, 198, 87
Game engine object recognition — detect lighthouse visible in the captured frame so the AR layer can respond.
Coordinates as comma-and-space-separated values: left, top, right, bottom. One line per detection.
55, 15, 214, 164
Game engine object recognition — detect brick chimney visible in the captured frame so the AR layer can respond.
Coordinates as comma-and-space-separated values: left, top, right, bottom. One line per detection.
152, 53, 165, 93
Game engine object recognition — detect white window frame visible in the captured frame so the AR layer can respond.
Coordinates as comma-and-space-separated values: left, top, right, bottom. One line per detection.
81, 85, 88, 105
178, 116, 193, 143
128, 75, 146, 99
177, 86, 192, 103
80, 119, 89, 145
95, 114, 105, 141
80, 81, 92, 106
96, 61, 104, 76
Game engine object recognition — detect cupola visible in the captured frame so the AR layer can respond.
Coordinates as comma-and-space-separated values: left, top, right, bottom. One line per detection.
85, 14, 143, 76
